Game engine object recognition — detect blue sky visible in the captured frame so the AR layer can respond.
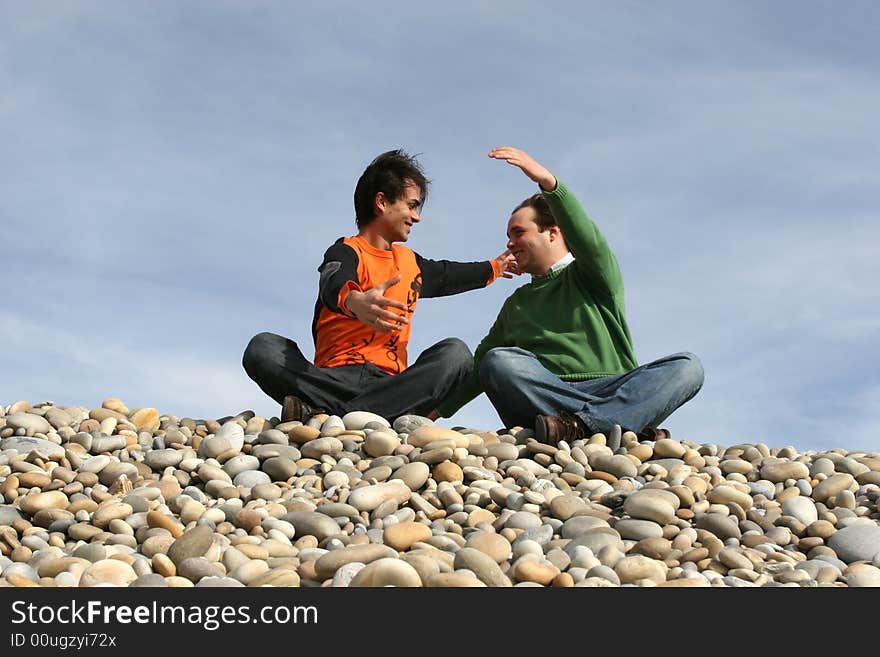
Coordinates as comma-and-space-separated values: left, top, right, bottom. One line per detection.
2, 1, 878, 452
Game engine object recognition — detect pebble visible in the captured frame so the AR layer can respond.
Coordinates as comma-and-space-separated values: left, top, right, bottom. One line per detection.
349, 557, 422, 587
1, 436, 65, 458
827, 525, 880, 563
1, 399, 878, 588
167, 525, 214, 566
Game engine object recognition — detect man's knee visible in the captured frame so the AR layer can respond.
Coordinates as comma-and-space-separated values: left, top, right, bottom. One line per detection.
675, 352, 705, 393
436, 338, 473, 374
242, 332, 277, 375
479, 347, 530, 388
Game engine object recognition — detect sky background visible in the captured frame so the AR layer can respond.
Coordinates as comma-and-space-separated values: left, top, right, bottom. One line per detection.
2, 1, 878, 453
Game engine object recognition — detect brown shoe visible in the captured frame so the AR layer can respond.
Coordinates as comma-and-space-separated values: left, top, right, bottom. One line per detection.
281, 395, 325, 423
637, 426, 671, 442
535, 412, 590, 446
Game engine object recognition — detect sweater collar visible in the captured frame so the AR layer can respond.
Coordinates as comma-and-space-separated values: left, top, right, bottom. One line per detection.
531, 252, 574, 282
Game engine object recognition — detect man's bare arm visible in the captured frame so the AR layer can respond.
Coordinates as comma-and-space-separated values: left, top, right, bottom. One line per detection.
489, 146, 557, 191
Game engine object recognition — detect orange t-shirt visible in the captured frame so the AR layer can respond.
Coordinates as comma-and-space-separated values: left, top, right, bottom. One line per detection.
312, 235, 500, 374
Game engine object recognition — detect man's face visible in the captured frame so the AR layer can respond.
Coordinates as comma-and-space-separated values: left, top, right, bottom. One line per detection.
506, 206, 553, 275
375, 180, 422, 243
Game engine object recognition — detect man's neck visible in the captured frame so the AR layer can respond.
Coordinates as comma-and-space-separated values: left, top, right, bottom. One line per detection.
533, 251, 574, 279
358, 228, 393, 251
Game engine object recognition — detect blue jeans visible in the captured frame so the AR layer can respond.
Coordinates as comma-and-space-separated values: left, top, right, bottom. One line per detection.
478, 347, 704, 433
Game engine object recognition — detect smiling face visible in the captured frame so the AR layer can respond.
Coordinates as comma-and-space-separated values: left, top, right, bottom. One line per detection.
506, 206, 562, 275
373, 179, 422, 245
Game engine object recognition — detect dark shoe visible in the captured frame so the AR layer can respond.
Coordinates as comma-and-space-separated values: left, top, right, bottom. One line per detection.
637, 426, 671, 442
281, 395, 325, 423
535, 412, 590, 446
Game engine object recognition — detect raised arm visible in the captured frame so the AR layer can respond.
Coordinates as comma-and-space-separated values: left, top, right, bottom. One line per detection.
489, 146, 624, 300
489, 146, 557, 192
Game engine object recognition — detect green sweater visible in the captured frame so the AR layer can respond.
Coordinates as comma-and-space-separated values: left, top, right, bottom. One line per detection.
437, 180, 637, 417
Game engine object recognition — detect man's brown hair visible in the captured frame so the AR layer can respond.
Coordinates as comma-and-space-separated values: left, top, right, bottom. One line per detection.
513, 193, 556, 231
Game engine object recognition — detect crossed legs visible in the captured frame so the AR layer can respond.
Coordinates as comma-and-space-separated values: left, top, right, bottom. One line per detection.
242, 332, 473, 421
478, 347, 704, 434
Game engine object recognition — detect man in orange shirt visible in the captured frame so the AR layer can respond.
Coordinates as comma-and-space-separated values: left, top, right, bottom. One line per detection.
243, 150, 515, 422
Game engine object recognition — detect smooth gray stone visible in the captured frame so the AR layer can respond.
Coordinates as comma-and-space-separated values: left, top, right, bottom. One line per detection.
167, 525, 214, 566
393, 415, 434, 434
723, 576, 758, 587
47, 518, 76, 533
0, 436, 65, 458
130, 574, 169, 587
144, 449, 182, 470
781, 497, 818, 526
810, 458, 836, 478
505, 511, 543, 531
813, 554, 848, 572
178, 557, 224, 583
563, 531, 624, 560
695, 513, 742, 541
3, 562, 40, 582
514, 524, 554, 547
561, 516, 609, 539
648, 458, 686, 471
827, 525, 880, 563
454, 548, 511, 587
342, 411, 389, 430
607, 424, 622, 452
196, 576, 246, 587
282, 511, 342, 542
796, 559, 842, 579
795, 479, 813, 496
615, 518, 664, 541
3, 412, 52, 434
0, 505, 27, 525
90, 436, 128, 453
256, 429, 289, 445
747, 482, 776, 499
261, 456, 299, 482
586, 564, 620, 585
73, 544, 108, 563
234, 470, 271, 488
371, 455, 406, 471
98, 462, 138, 486
252, 445, 301, 461
315, 503, 361, 519
223, 455, 260, 478
122, 495, 150, 514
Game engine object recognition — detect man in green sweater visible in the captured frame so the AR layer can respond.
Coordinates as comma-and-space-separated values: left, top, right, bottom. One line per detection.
436, 146, 704, 447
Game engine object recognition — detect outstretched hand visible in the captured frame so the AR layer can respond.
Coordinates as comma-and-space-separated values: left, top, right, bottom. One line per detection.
489, 146, 557, 191
494, 248, 520, 278
344, 275, 409, 333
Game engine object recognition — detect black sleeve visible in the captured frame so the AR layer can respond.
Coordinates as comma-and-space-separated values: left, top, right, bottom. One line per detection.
317, 239, 360, 314
415, 252, 494, 299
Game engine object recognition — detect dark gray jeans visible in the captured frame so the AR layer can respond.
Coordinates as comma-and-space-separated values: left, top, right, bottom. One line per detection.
242, 332, 473, 421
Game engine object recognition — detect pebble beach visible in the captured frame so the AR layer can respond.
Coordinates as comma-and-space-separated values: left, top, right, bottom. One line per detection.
2, 399, 879, 588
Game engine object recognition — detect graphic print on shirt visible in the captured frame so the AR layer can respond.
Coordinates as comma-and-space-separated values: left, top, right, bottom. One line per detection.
407, 274, 422, 309
340, 336, 372, 366
378, 272, 421, 373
